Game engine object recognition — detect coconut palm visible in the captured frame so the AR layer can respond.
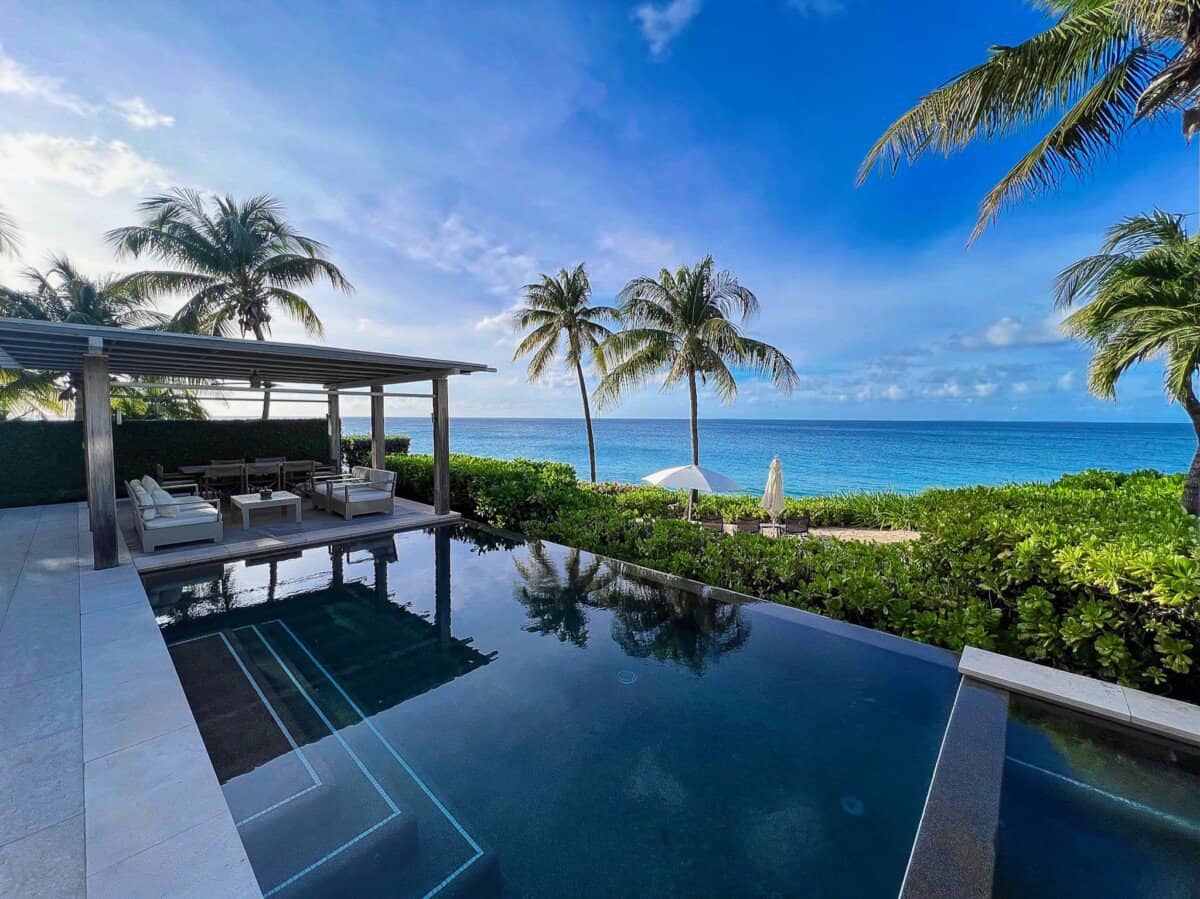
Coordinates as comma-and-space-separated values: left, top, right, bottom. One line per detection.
1055, 210, 1200, 513
108, 189, 352, 419
0, 256, 166, 419
597, 256, 798, 470
0, 369, 64, 420
859, 1, 1200, 242
0, 205, 19, 257
513, 263, 616, 483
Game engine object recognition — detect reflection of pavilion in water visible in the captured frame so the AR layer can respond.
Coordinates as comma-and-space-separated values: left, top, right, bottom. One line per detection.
150, 530, 499, 897
151, 530, 496, 716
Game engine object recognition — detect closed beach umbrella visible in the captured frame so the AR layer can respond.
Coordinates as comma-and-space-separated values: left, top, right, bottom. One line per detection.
761, 457, 785, 523
643, 464, 743, 520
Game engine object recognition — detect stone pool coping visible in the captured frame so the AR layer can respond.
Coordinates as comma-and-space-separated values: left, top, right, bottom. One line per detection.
960, 646, 1200, 747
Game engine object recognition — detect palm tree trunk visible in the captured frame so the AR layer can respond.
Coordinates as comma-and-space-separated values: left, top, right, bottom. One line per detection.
252, 322, 271, 420
70, 373, 83, 422
1182, 383, 1200, 516
688, 368, 699, 520
574, 358, 598, 483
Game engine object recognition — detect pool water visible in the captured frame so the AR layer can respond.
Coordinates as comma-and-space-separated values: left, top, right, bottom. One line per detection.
993, 696, 1200, 899
146, 525, 961, 897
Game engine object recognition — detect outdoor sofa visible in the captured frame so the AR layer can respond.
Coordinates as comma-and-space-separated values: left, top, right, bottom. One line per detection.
126, 476, 223, 552
315, 466, 397, 520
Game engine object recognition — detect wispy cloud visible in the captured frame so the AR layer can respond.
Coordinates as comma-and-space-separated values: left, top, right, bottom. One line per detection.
0, 44, 96, 115
633, 0, 702, 56
110, 96, 175, 129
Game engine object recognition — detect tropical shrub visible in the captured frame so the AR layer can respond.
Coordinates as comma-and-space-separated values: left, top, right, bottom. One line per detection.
342, 434, 410, 468
393, 455, 1200, 698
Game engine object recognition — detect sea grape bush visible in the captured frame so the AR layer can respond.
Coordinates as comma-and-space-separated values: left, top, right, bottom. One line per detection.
388, 455, 1200, 698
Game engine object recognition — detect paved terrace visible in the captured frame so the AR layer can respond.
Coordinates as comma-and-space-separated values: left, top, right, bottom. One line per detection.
0, 497, 456, 898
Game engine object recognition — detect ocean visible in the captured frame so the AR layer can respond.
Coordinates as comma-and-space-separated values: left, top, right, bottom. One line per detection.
340, 417, 1195, 497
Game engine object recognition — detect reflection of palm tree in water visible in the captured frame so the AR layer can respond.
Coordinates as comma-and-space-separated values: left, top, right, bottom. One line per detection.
513, 543, 616, 647
607, 580, 750, 676
513, 542, 750, 672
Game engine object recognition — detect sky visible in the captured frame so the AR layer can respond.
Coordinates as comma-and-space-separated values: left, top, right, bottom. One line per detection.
0, 0, 1196, 423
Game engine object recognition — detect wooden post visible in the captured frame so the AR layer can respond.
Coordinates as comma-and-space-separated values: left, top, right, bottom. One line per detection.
82, 353, 118, 569
327, 391, 342, 471
370, 384, 385, 469
432, 377, 450, 514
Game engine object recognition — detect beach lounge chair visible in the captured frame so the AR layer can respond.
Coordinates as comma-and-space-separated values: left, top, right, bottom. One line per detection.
785, 513, 811, 537
127, 477, 222, 552
319, 466, 397, 520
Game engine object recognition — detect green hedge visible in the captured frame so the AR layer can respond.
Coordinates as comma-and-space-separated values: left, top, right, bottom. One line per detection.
0, 418, 331, 508
387, 453, 582, 529
341, 434, 410, 468
391, 454, 1200, 699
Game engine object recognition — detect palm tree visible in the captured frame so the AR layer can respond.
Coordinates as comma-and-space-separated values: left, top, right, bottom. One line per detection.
0, 369, 64, 420
513, 264, 616, 483
1055, 210, 1200, 513
859, 2, 1200, 242
0, 256, 165, 419
107, 189, 352, 419
597, 255, 798, 472
0, 205, 19, 257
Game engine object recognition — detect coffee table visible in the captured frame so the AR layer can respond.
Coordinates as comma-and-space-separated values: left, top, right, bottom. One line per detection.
230, 491, 302, 529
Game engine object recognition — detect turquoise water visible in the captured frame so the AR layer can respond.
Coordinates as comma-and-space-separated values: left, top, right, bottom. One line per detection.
342, 418, 1194, 495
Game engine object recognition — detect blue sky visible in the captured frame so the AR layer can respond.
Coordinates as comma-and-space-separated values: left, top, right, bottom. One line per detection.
0, 0, 1195, 422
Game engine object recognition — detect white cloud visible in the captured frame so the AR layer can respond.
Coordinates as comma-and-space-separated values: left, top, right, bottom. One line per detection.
0, 45, 97, 116
110, 96, 175, 129
883, 384, 907, 401
954, 315, 1065, 350
926, 379, 964, 399
1057, 371, 1076, 391
787, 0, 845, 14
973, 382, 998, 398
633, 0, 702, 56
0, 133, 168, 197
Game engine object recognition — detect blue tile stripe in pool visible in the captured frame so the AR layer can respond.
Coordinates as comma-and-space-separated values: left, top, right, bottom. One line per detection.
218, 632, 324, 826
1004, 757, 1200, 838
243, 624, 403, 896
167, 633, 326, 827
271, 619, 487, 898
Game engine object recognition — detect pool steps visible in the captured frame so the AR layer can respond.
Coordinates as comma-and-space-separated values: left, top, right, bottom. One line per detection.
172, 621, 500, 897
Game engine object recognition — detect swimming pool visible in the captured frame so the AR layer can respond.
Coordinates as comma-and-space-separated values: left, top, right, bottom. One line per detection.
146, 525, 960, 897
993, 696, 1200, 898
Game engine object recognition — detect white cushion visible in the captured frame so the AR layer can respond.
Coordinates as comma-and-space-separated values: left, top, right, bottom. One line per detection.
129, 483, 156, 521
150, 486, 179, 518
143, 505, 219, 529
141, 475, 160, 493
343, 487, 392, 502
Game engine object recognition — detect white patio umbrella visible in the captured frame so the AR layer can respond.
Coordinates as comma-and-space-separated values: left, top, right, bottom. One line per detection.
642, 464, 743, 520
760, 457, 785, 523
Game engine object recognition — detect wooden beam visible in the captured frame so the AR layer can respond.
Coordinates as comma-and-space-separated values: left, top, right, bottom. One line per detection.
328, 390, 342, 470
432, 377, 450, 515
370, 384, 386, 469
82, 353, 118, 570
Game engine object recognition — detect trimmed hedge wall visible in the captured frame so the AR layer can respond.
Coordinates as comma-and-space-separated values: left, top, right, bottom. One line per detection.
0, 418, 331, 508
342, 434, 410, 468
